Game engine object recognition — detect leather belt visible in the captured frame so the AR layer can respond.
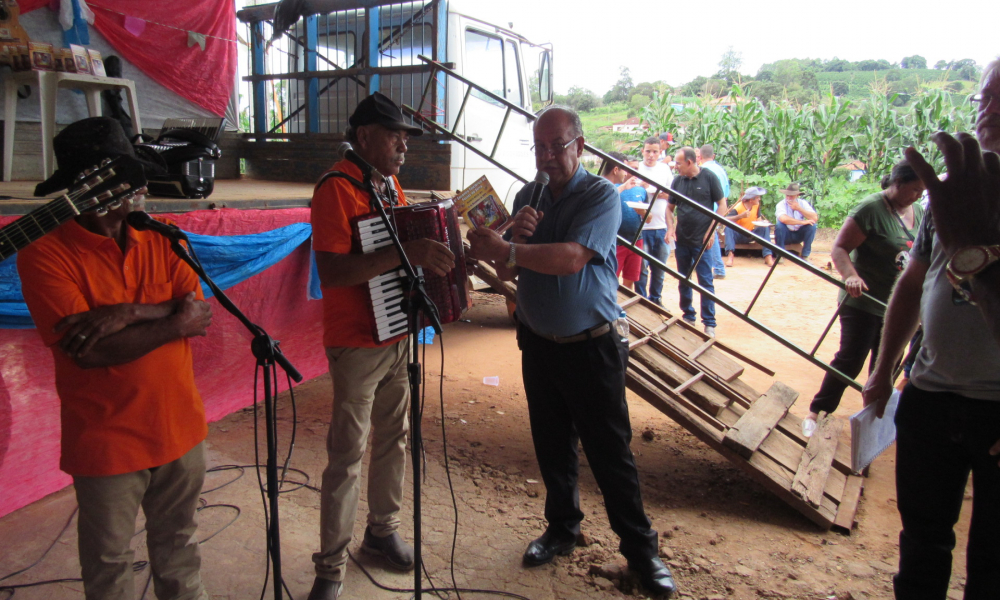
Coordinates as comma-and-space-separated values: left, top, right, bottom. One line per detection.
532, 321, 613, 344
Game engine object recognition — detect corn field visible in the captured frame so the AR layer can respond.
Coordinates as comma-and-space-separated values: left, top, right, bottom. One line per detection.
640, 84, 977, 226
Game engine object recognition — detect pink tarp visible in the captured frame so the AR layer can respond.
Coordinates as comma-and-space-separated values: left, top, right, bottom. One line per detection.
20, 0, 237, 116
0, 208, 327, 518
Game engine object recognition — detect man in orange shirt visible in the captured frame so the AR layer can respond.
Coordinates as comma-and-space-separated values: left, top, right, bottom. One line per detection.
722, 186, 775, 267
307, 93, 455, 600
18, 118, 213, 600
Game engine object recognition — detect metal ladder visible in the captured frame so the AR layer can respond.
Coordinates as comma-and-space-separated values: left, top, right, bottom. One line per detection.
405, 55, 888, 394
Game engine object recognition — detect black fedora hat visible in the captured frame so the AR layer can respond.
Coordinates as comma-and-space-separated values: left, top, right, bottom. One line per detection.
348, 92, 422, 135
34, 117, 166, 197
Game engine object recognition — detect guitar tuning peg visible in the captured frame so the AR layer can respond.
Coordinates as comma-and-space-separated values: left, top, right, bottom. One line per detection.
100, 158, 112, 166
95, 207, 109, 217
107, 200, 123, 211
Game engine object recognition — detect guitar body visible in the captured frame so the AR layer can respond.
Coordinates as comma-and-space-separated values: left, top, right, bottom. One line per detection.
0, 0, 30, 53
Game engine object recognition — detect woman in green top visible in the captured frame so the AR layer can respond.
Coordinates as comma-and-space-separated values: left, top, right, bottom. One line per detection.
802, 161, 925, 437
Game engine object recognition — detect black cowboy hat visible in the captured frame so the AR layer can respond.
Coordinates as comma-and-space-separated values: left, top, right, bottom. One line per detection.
34, 117, 166, 197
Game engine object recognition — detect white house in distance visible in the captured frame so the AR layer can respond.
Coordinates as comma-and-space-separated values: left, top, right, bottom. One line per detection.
612, 116, 649, 133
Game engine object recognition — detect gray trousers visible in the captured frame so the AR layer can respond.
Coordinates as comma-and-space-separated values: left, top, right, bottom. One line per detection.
73, 442, 207, 600
313, 342, 410, 582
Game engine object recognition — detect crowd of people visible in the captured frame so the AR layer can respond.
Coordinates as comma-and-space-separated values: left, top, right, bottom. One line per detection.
609, 136, 818, 337
13, 56, 999, 600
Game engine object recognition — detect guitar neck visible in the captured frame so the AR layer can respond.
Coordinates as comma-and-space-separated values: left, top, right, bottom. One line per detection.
0, 194, 80, 261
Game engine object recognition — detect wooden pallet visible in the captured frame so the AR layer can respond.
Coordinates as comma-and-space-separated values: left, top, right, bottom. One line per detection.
618, 287, 864, 532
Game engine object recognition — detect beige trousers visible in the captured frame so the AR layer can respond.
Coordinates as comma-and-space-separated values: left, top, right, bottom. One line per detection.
312, 342, 410, 582
73, 442, 207, 600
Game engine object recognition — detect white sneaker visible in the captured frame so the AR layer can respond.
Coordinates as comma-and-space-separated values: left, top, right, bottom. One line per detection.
704, 325, 715, 338
802, 417, 817, 438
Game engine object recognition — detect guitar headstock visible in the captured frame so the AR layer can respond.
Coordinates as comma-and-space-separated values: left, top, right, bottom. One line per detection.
67, 155, 149, 217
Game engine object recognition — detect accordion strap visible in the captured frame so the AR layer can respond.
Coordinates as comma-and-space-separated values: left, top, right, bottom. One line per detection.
315, 170, 366, 193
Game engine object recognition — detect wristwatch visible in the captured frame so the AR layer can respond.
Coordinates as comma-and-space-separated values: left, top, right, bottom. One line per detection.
946, 245, 1000, 298
505, 242, 517, 269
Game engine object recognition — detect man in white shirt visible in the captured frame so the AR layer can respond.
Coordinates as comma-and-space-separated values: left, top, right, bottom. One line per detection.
774, 183, 818, 259
635, 137, 675, 305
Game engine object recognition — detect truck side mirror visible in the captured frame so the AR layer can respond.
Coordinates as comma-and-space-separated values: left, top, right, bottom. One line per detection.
538, 51, 552, 104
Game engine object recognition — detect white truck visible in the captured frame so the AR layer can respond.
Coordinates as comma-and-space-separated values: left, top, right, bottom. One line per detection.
236, 0, 553, 205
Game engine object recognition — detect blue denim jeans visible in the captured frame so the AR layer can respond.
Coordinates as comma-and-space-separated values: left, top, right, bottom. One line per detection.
708, 232, 725, 277
723, 225, 772, 257
774, 222, 816, 258
673, 243, 716, 327
637, 229, 669, 304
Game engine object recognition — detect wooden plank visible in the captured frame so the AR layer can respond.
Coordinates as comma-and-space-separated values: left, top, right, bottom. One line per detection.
673, 372, 704, 395
628, 362, 841, 530
659, 323, 744, 382
645, 338, 748, 410
619, 293, 645, 309
631, 346, 730, 416
791, 413, 845, 507
758, 427, 806, 473
833, 475, 865, 533
626, 364, 726, 441
775, 413, 855, 476
625, 302, 669, 333
722, 382, 799, 459
688, 338, 716, 361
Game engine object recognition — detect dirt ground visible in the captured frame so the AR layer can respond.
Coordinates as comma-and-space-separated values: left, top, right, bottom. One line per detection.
0, 230, 975, 600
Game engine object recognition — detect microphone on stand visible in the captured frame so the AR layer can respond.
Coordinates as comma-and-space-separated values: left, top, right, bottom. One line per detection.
337, 142, 384, 181
126, 211, 188, 241
527, 171, 550, 210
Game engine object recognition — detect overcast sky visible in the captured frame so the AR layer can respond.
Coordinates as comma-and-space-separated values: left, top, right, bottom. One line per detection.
466, 0, 999, 95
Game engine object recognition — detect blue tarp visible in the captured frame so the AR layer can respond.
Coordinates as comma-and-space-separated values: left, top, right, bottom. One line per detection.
0, 223, 313, 329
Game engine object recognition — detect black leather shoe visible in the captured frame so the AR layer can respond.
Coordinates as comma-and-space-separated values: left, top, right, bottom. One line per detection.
361, 526, 415, 571
629, 556, 676, 598
306, 577, 343, 600
522, 531, 577, 567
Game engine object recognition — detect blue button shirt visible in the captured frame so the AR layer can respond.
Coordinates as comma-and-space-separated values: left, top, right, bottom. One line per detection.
702, 160, 730, 200
511, 165, 623, 338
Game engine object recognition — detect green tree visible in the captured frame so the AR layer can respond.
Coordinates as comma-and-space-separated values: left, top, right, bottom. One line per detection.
901, 55, 927, 69
717, 46, 743, 85
680, 76, 708, 97
564, 86, 601, 112
824, 58, 852, 72
934, 60, 949, 70
603, 66, 634, 104
630, 94, 650, 110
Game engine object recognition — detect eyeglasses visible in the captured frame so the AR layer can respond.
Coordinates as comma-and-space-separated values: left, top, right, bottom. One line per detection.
530, 136, 581, 157
971, 92, 998, 110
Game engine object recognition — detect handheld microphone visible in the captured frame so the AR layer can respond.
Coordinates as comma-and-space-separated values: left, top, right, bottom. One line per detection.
527, 171, 550, 210
126, 211, 188, 241
337, 142, 383, 180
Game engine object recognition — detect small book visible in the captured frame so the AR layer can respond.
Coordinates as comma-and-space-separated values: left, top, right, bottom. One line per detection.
87, 48, 105, 76
70, 43, 90, 74
454, 175, 511, 233
849, 389, 900, 473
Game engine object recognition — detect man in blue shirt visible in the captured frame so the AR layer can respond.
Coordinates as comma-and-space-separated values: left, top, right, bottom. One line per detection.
699, 144, 730, 279
467, 106, 676, 599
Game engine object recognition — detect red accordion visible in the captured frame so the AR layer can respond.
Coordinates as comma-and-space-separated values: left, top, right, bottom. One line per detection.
351, 199, 470, 344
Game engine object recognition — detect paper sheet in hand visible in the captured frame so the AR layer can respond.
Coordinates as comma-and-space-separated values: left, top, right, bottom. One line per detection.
849, 389, 899, 472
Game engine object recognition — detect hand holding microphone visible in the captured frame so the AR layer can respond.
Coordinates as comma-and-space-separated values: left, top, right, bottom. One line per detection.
513, 171, 549, 242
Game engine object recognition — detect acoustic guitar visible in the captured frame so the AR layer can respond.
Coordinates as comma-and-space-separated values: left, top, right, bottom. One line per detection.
0, 155, 148, 261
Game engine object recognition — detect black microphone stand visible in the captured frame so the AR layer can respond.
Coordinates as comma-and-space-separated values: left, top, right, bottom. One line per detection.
361, 168, 442, 600
164, 232, 303, 600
